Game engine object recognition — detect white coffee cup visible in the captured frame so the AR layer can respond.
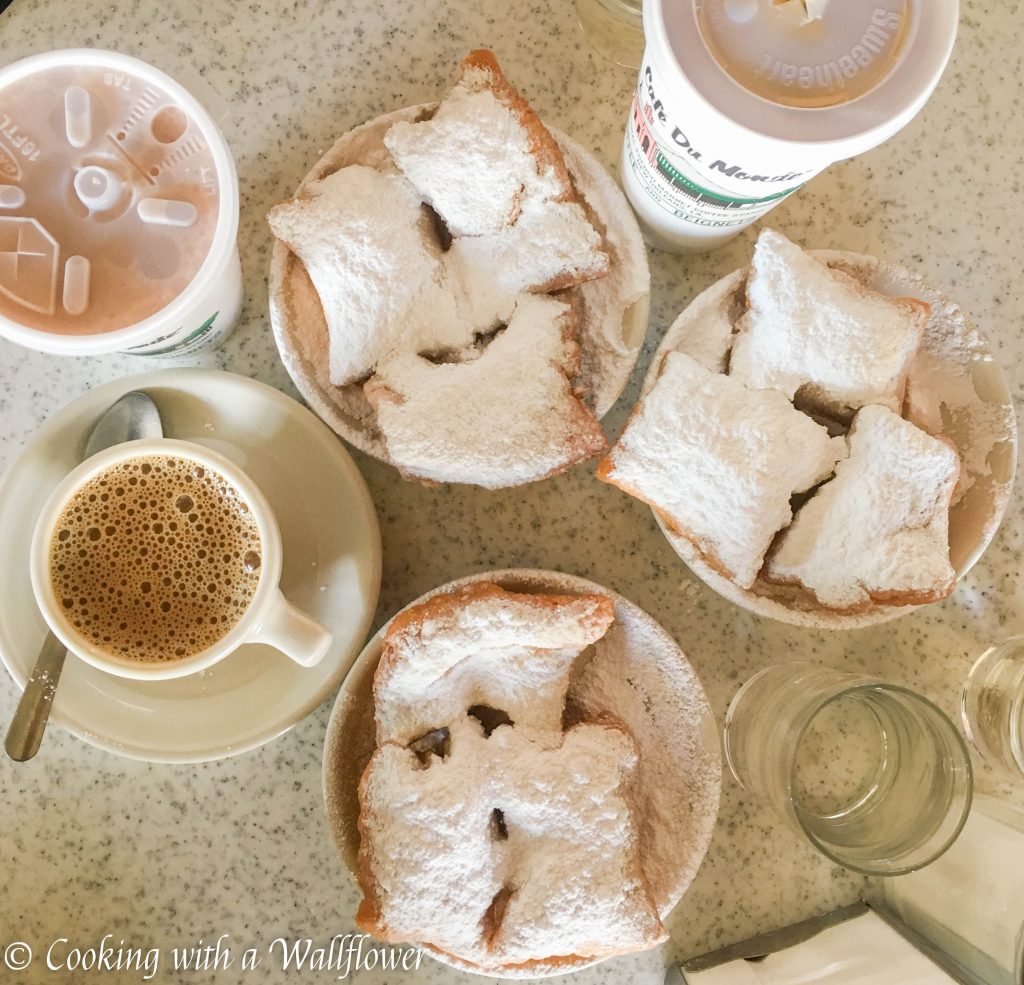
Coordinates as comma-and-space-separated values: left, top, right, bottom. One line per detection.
29, 438, 333, 680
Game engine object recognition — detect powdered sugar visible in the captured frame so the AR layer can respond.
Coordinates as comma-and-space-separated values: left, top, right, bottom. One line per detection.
447, 199, 606, 328
266, 165, 473, 386
323, 569, 721, 979
819, 250, 1018, 517
601, 351, 845, 589
366, 294, 607, 488
557, 135, 651, 414
486, 721, 663, 965
374, 584, 613, 746
639, 239, 1016, 628
905, 348, 1006, 505
360, 716, 663, 971
270, 52, 621, 488
768, 405, 960, 609
568, 604, 721, 914
357, 577, 675, 971
268, 105, 649, 473
361, 720, 503, 965
730, 229, 926, 417
384, 67, 607, 332
655, 269, 744, 377
385, 82, 563, 238
902, 292, 1016, 503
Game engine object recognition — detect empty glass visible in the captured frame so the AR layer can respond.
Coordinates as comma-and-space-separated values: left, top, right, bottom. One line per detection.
573, 0, 644, 69
961, 636, 1024, 778
724, 663, 973, 876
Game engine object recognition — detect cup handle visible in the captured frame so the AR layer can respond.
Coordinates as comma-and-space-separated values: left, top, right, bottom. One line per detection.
250, 591, 333, 668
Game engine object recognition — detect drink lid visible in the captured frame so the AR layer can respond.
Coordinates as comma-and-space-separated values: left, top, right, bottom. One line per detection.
0, 50, 237, 342
650, 0, 959, 145
696, 0, 909, 109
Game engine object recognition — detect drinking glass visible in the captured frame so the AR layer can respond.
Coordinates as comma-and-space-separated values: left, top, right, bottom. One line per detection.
724, 663, 973, 876
961, 636, 1024, 778
573, 0, 644, 69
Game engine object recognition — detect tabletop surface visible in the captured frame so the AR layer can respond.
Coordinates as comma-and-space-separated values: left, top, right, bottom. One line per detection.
1, 1, 1022, 983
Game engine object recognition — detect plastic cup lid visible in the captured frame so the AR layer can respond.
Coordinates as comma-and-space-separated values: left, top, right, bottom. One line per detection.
696, 0, 909, 109
0, 49, 236, 340
651, 0, 959, 147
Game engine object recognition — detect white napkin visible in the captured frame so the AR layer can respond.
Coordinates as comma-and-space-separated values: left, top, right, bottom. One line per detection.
684, 912, 957, 985
878, 796, 1024, 985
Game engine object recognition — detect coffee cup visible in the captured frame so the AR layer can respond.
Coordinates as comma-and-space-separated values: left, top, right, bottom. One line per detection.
29, 438, 332, 680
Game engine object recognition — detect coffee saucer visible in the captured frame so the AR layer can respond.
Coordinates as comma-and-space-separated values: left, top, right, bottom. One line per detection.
0, 369, 382, 763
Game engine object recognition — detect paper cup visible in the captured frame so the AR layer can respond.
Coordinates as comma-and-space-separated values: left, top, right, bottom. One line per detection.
0, 49, 241, 355
622, 0, 959, 252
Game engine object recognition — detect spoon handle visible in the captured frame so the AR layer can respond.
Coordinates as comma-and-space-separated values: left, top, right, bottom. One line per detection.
5, 633, 68, 761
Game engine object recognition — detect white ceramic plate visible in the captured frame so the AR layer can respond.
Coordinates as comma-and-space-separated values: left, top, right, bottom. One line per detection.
268, 104, 651, 470
322, 568, 721, 979
646, 251, 1018, 630
0, 370, 382, 762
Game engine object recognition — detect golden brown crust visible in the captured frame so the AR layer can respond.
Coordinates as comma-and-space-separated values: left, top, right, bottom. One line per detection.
897, 297, 931, 319
533, 262, 609, 296
360, 375, 395, 410
761, 568, 956, 614
555, 294, 610, 463
459, 50, 576, 207
354, 748, 387, 937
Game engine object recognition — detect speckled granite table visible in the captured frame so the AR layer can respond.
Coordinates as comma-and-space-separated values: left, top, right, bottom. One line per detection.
1, 2, 1022, 984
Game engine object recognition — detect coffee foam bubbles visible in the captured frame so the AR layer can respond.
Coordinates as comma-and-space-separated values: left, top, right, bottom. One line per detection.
49, 454, 262, 663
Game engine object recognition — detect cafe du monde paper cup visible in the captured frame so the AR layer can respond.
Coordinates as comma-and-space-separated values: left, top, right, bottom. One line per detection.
622, 0, 959, 253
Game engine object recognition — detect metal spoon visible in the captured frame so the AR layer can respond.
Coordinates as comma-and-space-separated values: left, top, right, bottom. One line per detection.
4, 391, 164, 762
